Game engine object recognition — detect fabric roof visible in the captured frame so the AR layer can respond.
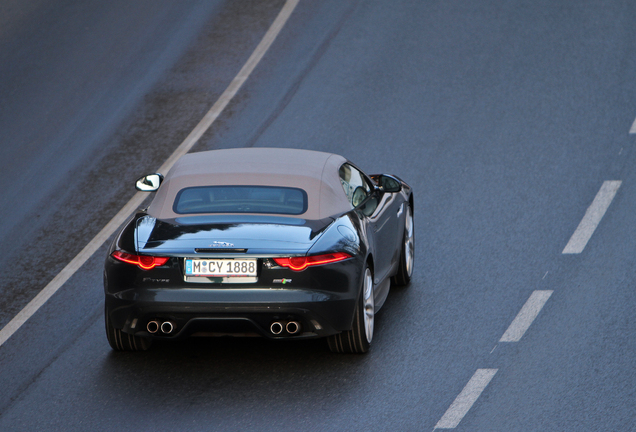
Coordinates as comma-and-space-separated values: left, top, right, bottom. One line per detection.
147, 148, 352, 220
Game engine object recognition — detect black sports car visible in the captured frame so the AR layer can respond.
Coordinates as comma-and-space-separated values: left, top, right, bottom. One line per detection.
104, 148, 414, 353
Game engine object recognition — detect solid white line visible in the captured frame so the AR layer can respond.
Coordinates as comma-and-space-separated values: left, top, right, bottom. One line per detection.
562, 180, 621, 254
630, 117, 636, 134
434, 369, 498, 429
500, 290, 552, 343
0, 0, 300, 349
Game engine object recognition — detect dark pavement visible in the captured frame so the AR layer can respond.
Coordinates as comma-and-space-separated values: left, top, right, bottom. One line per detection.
0, 0, 635, 430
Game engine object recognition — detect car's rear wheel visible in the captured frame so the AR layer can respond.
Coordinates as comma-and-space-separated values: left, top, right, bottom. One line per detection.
105, 307, 152, 351
392, 203, 414, 287
327, 266, 374, 353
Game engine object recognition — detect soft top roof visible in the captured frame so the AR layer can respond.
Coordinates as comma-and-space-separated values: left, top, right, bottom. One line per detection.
147, 148, 353, 220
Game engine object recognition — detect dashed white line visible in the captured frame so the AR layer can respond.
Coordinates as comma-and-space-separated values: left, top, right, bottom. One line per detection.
434, 369, 498, 429
0, 0, 300, 349
500, 290, 553, 343
630, 117, 636, 134
562, 180, 621, 254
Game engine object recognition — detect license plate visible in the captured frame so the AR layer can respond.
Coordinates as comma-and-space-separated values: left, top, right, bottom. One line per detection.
185, 259, 257, 277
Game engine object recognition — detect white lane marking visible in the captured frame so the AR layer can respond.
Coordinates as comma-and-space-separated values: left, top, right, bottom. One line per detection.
434, 369, 498, 429
630, 117, 636, 134
499, 290, 552, 343
0, 0, 300, 349
562, 180, 621, 254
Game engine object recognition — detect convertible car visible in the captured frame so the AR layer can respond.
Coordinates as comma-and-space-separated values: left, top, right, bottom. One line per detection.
104, 148, 413, 353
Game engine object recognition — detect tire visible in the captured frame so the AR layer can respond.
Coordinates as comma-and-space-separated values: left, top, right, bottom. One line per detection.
105, 307, 152, 351
392, 203, 414, 287
328, 266, 374, 353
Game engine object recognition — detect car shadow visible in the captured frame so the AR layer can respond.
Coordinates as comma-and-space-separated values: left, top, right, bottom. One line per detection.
90, 283, 433, 431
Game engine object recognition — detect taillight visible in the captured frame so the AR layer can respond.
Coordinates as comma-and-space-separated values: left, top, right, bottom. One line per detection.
111, 250, 169, 270
273, 252, 351, 271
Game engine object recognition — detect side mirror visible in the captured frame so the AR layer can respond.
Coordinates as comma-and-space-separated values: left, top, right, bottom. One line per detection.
135, 173, 164, 192
373, 174, 402, 193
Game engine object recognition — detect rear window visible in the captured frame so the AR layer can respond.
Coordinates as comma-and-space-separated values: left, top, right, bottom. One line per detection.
173, 186, 307, 215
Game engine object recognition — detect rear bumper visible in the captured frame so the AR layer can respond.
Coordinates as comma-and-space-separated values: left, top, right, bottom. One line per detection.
105, 286, 356, 339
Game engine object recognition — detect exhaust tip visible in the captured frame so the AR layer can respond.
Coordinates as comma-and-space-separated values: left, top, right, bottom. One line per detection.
160, 321, 175, 334
147, 320, 160, 334
286, 321, 301, 335
270, 322, 283, 335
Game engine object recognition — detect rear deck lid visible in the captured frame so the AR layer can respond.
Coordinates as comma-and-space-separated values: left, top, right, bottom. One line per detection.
135, 215, 331, 256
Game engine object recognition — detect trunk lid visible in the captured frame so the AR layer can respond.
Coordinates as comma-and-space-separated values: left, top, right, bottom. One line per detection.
135, 215, 332, 256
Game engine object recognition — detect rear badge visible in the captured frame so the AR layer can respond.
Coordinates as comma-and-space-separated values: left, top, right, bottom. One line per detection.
273, 278, 292, 284
210, 241, 234, 247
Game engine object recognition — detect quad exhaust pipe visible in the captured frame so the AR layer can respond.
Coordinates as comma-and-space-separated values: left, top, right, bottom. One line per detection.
147, 320, 176, 335
150, 319, 298, 336
161, 321, 175, 334
286, 321, 301, 335
147, 320, 160, 334
270, 321, 301, 335
270, 322, 284, 335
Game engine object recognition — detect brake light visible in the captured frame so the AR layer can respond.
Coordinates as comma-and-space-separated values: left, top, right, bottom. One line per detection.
111, 251, 170, 270
273, 252, 351, 271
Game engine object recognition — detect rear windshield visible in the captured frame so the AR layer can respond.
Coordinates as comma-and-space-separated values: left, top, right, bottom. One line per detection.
173, 185, 307, 215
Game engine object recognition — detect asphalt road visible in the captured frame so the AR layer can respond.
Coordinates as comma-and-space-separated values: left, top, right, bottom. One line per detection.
1, 0, 636, 430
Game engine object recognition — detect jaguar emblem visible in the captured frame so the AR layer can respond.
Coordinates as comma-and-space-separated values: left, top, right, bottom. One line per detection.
209, 241, 234, 248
